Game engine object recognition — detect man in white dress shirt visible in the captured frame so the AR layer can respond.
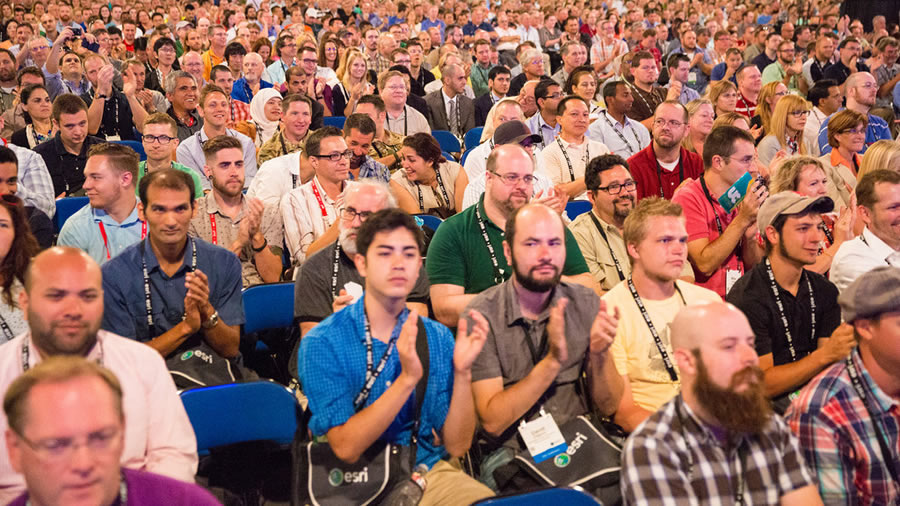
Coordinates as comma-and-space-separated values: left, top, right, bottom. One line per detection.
587, 80, 651, 160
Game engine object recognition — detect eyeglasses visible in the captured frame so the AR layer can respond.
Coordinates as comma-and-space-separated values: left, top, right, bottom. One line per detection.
15, 427, 120, 461
597, 180, 636, 195
340, 207, 374, 222
143, 134, 175, 144
653, 118, 685, 129
841, 128, 866, 135
313, 149, 352, 161
489, 170, 536, 185
301, 58, 317, 64
789, 110, 810, 117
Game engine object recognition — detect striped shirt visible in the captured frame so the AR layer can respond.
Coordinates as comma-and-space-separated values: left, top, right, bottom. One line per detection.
735, 93, 757, 119
785, 349, 900, 505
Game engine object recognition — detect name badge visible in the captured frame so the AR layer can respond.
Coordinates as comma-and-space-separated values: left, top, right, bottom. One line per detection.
688, 72, 698, 84
106, 134, 121, 142
518, 410, 567, 463
725, 268, 742, 295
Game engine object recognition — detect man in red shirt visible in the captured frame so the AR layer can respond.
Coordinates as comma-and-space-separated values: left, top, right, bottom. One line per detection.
627, 101, 703, 200
735, 64, 762, 119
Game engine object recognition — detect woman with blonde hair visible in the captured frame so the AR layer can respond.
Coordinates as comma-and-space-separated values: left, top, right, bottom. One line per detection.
328, 49, 375, 116
750, 81, 787, 141
758, 95, 817, 167
770, 155, 856, 274
705, 80, 738, 117
858, 139, 900, 179
712, 112, 751, 131
821, 109, 868, 208
682, 99, 715, 159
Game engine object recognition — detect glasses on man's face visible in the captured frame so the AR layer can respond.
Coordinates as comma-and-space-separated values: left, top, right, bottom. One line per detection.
340, 207, 373, 222
597, 180, 636, 195
143, 134, 175, 144
653, 118, 685, 129
489, 170, 535, 186
301, 58, 317, 64
545, 92, 563, 99
789, 110, 810, 117
314, 149, 352, 161
15, 427, 120, 461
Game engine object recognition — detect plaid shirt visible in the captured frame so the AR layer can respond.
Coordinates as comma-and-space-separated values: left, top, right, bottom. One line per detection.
354, 156, 390, 183
785, 349, 900, 505
622, 394, 816, 505
228, 99, 251, 128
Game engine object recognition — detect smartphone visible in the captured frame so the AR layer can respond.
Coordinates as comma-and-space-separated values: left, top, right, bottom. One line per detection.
70, 27, 82, 37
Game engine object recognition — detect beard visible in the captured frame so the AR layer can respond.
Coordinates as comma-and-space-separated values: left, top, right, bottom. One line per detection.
28, 308, 101, 357
510, 253, 561, 293
338, 226, 357, 255
693, 351, 773, 435
211, 175, 244, 198
612, 194, 635, 222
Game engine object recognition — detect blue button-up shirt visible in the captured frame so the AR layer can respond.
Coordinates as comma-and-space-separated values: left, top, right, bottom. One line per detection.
100, 237, 244, 346
231, 77, 274, 104
527, 113, 561, 151
299, 297, 456, 469
353, 156, 390, 183
57, 201, 145, 265
817, 112, 892, 155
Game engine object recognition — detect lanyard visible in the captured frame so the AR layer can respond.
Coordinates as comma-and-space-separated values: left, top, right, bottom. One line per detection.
475, 204, 504, 285
556, 137, 589, 182
415, 167, 451, 212
523, 326, 549, 366
764, 258, 814, 361
98, 220, 147, 260
310, 180, 330, 218
845, 352, 900, 483
601, 111, 638, 157
23, 337, 104, 371
141, 238, 197, 329
699, 176, 724, 235
0, 313, 13, 341
653, 144, 683, 199
330, 243, 342, 297
389, 108, 409, 135
209, 213, 218, 245
627, 81, 655, 119
352, 309, 401, 410
626, 278, 683, 381
587, 212, 625, 281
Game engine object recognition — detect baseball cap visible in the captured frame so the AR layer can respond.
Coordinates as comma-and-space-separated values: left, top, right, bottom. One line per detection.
175, 21, 192, 31
493, 121, 541, 146
306, 8, 325, 18
839, 266, 900, 322
757, 192, 834, 234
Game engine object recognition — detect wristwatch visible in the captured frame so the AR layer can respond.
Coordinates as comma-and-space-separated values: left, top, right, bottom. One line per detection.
201, 311, 219, 329
95, 93, 109, 100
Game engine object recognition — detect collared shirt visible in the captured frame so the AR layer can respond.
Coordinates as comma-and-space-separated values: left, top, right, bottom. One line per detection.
354, 155, 391, 183
0, 330, 199, 505
550, 67, 570, 88
526, 113, 561, 151
266, 58, 294, 86
803, 107, 828, 147
369, 130, 406, 171
629, 145, 704, 201
538, 136, 610, 200
57, 201, 145, 265
202, 49, 225, 81
280, 175, 342, 266
391, 161, 462, 215
258, 128, 307, 165
666, 81, 701, 105
189, 193, 284, 288
785, 348, 900, 505
227, 98, 251, 128
761, 60, 803, 91
230, 77, 275, 104
470, 62, 494, 98
803, 57, 833, 87
626, 82, 667, 122
247, 151, 303, 207
166, 106, 203, 141
42, 69, 91, 101
568, 211, 630, 290
466, 280, 598, 447
622, 394, 816, 504
101, 236, 245, 346
590, 38, 628, 74
33, 133, 106, 196
817, 112, 891, 156
824, 60, 871, 86
735, 93, 757, 119
460, 144, 554, 210
831, 227, 900, 293
175, 128, 258, 191
6, 144, 55, 218
137, 161, 204, 199
587, 110, 651, 159
299, 298, 456, 469
384, 104, 431, 136
426, 196, 589, 294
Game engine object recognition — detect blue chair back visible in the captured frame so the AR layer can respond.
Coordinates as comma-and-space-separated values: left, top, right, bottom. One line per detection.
441, 150, 457, 162
180, 380, 301, 455
53, 196, 89, 233
460, 149, 472, 167
242, 282, 295, 334
323, 116, 346, 129
111, 139, 146, 161
473, 488, 602, 505
464, 127, 484, 151
415, 214, 443, 231
432, 130, 461, 153
565, 201, 593, 220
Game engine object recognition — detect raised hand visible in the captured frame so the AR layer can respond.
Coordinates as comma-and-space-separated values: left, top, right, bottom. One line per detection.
454, 310, 489, 373
396, 310, 423, 384
546, 298, 569, 366
184, 269, 213, 318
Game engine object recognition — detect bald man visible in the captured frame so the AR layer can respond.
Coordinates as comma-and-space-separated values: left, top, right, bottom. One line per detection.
232, 52, 274, 103
621, 302, 822, 505
0, 247, 198, 504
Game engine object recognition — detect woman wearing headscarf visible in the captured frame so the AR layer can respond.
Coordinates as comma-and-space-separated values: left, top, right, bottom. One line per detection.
245, 88, 283, 148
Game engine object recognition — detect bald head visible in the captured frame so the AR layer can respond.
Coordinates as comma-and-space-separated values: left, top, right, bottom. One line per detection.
25, 247, 101, 294
670, 302, 752, 352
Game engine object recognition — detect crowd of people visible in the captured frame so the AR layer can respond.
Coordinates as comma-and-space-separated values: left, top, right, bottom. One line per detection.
0, 0, 898, 504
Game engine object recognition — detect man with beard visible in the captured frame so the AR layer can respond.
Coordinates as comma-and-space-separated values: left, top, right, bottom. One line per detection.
627, 101, 703, 201
0, 247, 198, 505
466, 203, 624, 492
189, 136, 283, 288
621, 302, 822, 504
727, 192, 854, 414
343, 113, 389, 183
587, 81, 651, 160
426, 144, 593, 328
603, 198, 722, 433
0, 49, 16, 111
625, 51, 669, 124
786, 266, 900, 504
295, 180, 428, 338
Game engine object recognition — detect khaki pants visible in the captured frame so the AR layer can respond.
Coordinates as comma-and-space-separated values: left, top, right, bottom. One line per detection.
420, 460, 495, 506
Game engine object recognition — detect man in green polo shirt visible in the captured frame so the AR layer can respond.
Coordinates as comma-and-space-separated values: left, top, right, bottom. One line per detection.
137, 113, 205, 198
426, 144, 594, 328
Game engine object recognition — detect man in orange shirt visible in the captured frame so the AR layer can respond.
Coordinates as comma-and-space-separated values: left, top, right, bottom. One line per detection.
202, 24, 227, 81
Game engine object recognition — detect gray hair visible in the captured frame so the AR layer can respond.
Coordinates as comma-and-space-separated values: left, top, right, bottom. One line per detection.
344, 179, 397, 209
164, 70, 196, 95
518, 48, 542, 67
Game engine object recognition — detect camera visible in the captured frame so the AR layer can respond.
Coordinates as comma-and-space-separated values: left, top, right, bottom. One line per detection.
69, 27, 82, 39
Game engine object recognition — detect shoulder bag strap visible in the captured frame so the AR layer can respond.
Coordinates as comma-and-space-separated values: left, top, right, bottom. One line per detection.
410, 320, 430, 470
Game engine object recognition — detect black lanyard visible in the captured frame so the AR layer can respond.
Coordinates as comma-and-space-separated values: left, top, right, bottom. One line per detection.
699, 176, 724, 235
556, 137, 589, 182
601, 111, 638, 157
141, 238, 197, 330
22, 337, 104, 371
588, 212, 625, 281
352, 309, 401, 409
652, 144, 683, 199
627, 81, 655, 118
389, 108, 408, 135
523, 326, 549, 366
104, 93, 119, 137
626, 277, 684, 381
764, 258, 815, 361
475, 204, 504, 285
416, 167, 451, 212
845, 352, 900, 483
0, 313, 13, 341
330, 243, 342, 297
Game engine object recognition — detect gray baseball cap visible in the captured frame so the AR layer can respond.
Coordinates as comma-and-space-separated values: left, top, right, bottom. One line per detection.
839, 266, 900, 322
757, 192, 834, 234
493, 120, 542, 146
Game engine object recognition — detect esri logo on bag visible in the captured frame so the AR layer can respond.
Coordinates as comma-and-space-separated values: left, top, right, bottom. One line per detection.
328, 468, 369, 487
553, 454, 570, 468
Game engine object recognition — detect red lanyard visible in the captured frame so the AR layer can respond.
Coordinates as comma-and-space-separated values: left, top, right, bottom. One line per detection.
209, 213, 218, 245
98, 220, 147, 260
310, 180, 329, 217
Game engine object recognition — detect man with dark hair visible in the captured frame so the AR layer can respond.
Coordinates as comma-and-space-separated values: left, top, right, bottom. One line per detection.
101, 169, 245, 387
57, 143, 144, 264
665, 53, 701, 105
209, 64, 251, 128
343, 113, 390, 182
823, 37, 868, 86
0, 48, 16, 111
761, 40, 806, 94
587, 81, 650, 159
621, 302, 821, 503
804, 79, 841, 143
284, 66, 325, 130
356, 94, 405, 171
539, 96, 610, 199
751, 31, 782, 73
672, 125, 767, 297
257, 94, 312, 165
145, 37, 179, 93
405, 39, 434, 96
266, 33, 297, 86
0, 67, 44, 139
727, 192, 850, 413
831, 169, 900, 291
34, 93, 106, 197
474, 65, 511, 127
526, 77, 562, 150
202, 25, 227, 81
223, 41, 247, 81
0, 147, 52, 248
626, 51, 669, 123
43, 28, 92, 100
802, 34, 835, 87
189, 136, 283, 287
299, 208, 494, 504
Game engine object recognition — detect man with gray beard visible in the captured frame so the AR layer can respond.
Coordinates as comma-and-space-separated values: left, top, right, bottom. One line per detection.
294, 179, 430, 338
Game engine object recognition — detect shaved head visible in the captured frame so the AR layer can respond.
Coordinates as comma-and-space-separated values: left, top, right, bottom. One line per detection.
24, 247, 100, 293
670, 302, 751, 352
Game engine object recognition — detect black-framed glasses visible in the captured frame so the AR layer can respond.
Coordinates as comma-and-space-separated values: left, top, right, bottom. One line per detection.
340, 207, 374, 222
312, 150, 353, 161
597, 180, 636, 195
489, 171, 536, 185
143, 134, 176, 144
